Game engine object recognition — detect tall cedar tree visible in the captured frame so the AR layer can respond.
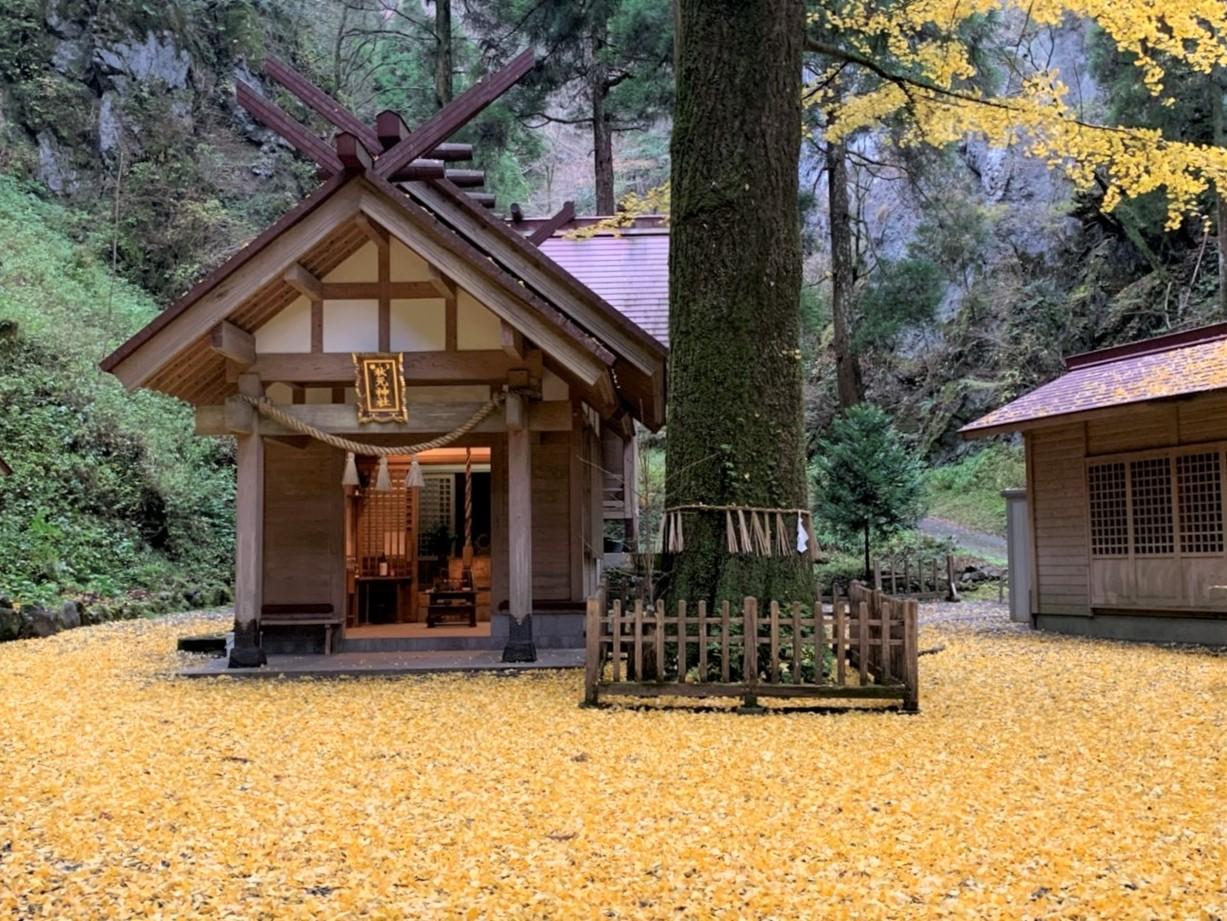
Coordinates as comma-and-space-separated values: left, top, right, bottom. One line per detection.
464, 0, 672, 213
664, 0, 814, 606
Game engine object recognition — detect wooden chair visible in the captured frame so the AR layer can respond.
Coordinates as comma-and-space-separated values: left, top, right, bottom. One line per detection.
260, 603, 343, 655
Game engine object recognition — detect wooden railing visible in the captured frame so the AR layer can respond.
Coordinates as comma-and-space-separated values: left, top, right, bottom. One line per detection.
873, 553, 956, 600
584, 582, 918, 711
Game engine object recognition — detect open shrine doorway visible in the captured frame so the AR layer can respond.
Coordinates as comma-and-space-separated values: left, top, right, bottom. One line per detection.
346, 447, 492, 630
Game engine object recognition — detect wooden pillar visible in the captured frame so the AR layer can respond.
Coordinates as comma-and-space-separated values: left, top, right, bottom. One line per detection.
229, 374, 267, 667
502, 390, 536, 662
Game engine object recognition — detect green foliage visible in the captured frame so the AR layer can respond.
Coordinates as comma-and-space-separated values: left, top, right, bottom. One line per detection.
925, 441, 1023, 536
0, 176, 234, 604
812, 404, 926, 570
855, 256, 944, 349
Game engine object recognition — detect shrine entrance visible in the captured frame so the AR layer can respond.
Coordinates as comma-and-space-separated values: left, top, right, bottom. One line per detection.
347, 447, 492, 629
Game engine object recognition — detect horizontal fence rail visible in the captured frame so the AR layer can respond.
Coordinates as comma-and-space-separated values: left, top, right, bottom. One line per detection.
584, 582, 918, 711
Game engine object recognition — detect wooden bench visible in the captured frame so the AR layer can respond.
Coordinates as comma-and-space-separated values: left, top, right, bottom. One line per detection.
260, 603, 342, 655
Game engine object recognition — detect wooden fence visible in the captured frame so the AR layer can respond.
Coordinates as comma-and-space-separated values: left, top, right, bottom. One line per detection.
873, 553, 957, 600
584, 582, 918, 711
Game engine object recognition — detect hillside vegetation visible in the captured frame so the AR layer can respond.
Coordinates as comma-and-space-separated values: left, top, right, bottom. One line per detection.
0, 176, 233, 604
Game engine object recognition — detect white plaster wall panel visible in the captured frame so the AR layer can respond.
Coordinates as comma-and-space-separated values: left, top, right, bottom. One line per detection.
390, 237, 432, 282
406, 385, 491, 403
390, 298, 446, 351
306, 387, 334, 404
254, 295, 311, 353
542, 369, 569, 401
324, 241, 378, 282
323, 299, 379, 351
457, 289, 502, 349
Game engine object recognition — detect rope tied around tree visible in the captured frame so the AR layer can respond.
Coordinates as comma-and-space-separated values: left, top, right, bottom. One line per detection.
660, 503, 819, 560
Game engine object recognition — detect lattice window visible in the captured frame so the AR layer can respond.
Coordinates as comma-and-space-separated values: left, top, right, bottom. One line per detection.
418, 474, 455, 556
1177, 451, 1224, 554
1130, 457, 1174, 555
1088, 462, 1129, 556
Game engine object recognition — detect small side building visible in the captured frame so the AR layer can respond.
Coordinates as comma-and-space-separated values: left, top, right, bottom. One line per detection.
963, 323, 1227, 645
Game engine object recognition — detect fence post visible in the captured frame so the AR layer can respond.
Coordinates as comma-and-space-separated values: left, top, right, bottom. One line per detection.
583, 595, 601, 705
903, 599, 919, 712
741, 597, 759, 710
945, 554, 960, 602
873, 560, 882, 591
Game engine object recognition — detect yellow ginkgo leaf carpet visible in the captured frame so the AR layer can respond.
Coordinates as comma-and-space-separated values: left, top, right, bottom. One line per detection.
1, 613, 1224, 919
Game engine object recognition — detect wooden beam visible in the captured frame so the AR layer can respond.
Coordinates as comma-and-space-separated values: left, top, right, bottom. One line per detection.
444, 169, 485, 188
388, 159, 446, 181
430, 142, 474, 162
506, 391, 533, 626
334, 131, 376, 171
310, 300, 323, 352
209, 320, 255, 367
231, 373, 265, 666
378, 237, 390, 351
352, 214, 388, 252
319, 281, 435, 299
251, 350, 520, 384
235, 80, 341, 173
468, 192, 496, 209
426, 264, 453, 298
527, 200, 575, 245
283, 263, 323, 300
264, 56, 381, 151
200, 398, 572, 436
375, 49, 535, 179
500, 321, 524, 360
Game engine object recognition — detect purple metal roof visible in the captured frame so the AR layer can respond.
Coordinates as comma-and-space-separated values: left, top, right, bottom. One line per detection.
540, 230, 669, 346
962, 323, 1227, 436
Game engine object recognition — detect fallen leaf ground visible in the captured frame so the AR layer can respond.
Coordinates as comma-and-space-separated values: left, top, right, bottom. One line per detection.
1, 610, 1224, 919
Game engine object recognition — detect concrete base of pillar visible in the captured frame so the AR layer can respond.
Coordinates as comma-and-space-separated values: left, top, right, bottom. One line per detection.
501, 613, 537, 662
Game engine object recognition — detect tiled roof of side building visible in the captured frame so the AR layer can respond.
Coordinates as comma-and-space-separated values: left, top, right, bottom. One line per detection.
538, 225, 669, 346
962, 322, 1227, 437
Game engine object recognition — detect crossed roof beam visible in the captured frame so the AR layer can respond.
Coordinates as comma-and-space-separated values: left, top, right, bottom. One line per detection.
235, 49, 536, 211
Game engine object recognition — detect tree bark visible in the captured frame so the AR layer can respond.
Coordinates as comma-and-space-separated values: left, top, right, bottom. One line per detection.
591, 17, 615, 214
827, 138, 863, 408
1212, 68, 1227, 317
664, 0, 814, 606
433, 0, 453, 109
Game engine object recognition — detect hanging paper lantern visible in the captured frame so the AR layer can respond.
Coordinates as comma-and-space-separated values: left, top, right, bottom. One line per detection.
375, 457, 392, 491
341, 452, 360, 487
404, 455, 426, 488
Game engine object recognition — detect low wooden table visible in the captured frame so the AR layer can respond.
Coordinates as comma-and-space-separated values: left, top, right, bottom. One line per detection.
426, 588, 478, 628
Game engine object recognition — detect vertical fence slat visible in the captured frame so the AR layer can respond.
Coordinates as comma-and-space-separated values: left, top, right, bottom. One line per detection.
584, 596, 601, 704
904, 598, 919, 711
880, 597, 892, 684
676, 600, 687, 684
655, 602, 665, 682
889, 560, 898, 595
697, 600, 708, 684
790, 601, 802, 684
857, 600, 869, 685
769, 601, 780, 683
743, 597, 758, 705
720, 600, 730, 683
633, 599, 644, 681
610, 599, 622, 683
835, 599, 846, 686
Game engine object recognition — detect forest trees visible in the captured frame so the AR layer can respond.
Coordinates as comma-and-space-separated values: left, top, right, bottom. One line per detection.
664, 0, 814, 605
464, 0, 673, 213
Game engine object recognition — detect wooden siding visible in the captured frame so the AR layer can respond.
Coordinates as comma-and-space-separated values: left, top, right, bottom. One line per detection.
532, 432, 574, 600
262, 441, 346, 617
1029, 424, 1091, 615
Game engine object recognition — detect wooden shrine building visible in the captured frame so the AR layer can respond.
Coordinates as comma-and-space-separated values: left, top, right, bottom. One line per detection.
101, 53, 668, 666
963, 323, 1227, 645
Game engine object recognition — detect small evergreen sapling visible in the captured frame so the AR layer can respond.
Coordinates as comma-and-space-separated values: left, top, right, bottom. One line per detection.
812, 404, 926, 581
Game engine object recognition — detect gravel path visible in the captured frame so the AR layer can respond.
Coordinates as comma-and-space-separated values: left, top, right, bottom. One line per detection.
920, 515, 1008, 562
919, 598, 1027, 636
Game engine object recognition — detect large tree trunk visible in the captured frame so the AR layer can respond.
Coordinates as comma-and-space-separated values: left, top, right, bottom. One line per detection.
827, 138, 863, 408
664, 0, 814, 606
591, 19, 615, 214
1212, 68, 1227, 317
433, 0, 453, 109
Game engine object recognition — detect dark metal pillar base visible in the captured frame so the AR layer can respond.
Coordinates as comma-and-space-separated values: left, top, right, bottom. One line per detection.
228, 621, 266, 668
501, 614, 536, 662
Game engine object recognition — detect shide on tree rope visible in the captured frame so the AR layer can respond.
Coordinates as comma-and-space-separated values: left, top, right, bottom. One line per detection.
661, 503, 820, 559
236, 392, 505, 491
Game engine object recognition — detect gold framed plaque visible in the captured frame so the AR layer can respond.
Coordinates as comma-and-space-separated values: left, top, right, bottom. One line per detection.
353, 352, 408, 423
